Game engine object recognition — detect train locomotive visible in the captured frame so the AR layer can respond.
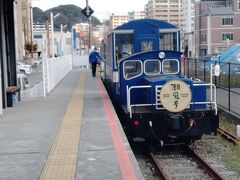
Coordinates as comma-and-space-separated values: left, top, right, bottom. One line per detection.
101, 19, 219, 144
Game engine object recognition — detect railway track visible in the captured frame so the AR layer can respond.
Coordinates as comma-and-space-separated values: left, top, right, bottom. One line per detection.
148, 145, 225, 180
217, 128, 239, 145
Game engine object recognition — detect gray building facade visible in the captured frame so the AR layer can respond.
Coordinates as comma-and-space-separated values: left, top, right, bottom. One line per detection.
195, 0, 240, 56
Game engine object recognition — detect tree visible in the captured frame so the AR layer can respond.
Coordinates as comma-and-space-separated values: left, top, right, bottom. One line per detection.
24, 42, 38, 53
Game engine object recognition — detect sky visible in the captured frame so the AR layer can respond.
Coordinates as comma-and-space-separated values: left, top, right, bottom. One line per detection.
32, 0, 148, 21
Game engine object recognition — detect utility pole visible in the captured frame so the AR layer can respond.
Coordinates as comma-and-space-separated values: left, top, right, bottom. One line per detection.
50, 12, 60, 57
60, 24, 67, 56
46, 20, 50, 58
60, 24, 63, 56
50, 12, 54, 57
23, 23, 27, 58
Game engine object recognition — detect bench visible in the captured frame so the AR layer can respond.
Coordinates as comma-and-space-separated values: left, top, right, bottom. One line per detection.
6, 86, 21, 107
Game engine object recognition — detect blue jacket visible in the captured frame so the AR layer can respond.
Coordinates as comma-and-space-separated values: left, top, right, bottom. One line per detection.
89, 51, 102, 63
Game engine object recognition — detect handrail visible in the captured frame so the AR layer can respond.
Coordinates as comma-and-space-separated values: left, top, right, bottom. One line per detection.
193, 83, 217, 115
127, 85, 151, 118
126, 82, 217, 118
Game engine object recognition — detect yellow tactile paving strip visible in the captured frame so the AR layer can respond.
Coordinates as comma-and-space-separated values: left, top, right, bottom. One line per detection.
39, 71, 85, 180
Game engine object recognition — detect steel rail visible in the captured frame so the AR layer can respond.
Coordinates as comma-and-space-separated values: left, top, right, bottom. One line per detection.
186, 145, 225, 180
217, 128, 239, 145
148, 152, 170, 180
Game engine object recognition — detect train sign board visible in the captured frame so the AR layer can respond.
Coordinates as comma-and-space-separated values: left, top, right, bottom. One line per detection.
160, 80, 192, 112
81, 6, 94, 18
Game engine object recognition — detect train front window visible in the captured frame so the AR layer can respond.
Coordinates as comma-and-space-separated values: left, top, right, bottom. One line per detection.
159, 32, 177, 51
162, 59, 179, 74
144, 60, 160, 75
124, 60, 142, 80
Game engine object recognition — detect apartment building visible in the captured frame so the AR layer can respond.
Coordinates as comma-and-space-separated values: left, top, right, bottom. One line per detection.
73, 23, 89, 36
110, 13, 129, 30
195, 0, 240, 56
33, 23, 47, 32
145, 0, 182, 28
128, 11, 146, 21
109, 11, 147, 30
96, 25, 110, 41
182, 0, 196, 57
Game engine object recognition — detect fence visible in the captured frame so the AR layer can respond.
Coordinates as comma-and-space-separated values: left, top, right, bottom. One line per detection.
21, 82, 43, 99
47, 55, 72, 93
21, 55, 73, 99
184, 57, 240, 116
72, 54, 90, 69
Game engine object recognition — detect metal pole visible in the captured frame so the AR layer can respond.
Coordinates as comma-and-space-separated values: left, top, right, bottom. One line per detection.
60, 24, 63, 56
89, 17, 92, 52
86, 0, 91, 52
228, 62, 231, 111
50, 12, 54, 58
30, 6, 33, 58
195, 58, 197, 78
203, 60, 206, 82
210, 64, 213, 103
42, 38, 46, 98
86, 0, 89, 16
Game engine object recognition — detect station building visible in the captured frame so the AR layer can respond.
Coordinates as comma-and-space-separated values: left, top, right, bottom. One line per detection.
0, 0, 18, 112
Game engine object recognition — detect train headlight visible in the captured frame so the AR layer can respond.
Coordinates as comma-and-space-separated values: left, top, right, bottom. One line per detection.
158, 52, 165, 59
159, 80, 192, 112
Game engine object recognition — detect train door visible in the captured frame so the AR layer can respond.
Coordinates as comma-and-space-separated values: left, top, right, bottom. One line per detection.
135, 35, 158, 53
113, 32, 134, 95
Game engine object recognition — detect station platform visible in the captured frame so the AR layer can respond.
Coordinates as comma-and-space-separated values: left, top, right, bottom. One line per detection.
0, 69, 144, 180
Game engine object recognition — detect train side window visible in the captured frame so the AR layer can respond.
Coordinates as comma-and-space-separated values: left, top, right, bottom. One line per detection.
144, 60, 161, 75
124, 60, 142, 80
162, 59, 179, 74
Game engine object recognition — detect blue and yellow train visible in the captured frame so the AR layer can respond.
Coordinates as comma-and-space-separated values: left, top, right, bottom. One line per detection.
101, 19, 219, 144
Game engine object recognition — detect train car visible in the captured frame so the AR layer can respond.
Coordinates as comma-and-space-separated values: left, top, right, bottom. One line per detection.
101, 19, 219, 144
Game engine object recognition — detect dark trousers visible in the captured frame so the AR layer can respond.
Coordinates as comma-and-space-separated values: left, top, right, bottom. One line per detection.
91, 62, 97, 77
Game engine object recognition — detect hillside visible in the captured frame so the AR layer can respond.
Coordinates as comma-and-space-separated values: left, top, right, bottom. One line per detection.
33, 4, 101, 31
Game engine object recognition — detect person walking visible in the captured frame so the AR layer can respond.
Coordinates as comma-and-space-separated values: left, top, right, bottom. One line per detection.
89, 47, 102, 77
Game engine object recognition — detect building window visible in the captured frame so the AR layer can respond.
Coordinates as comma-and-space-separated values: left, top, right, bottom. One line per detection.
222, 17, 233, 25
239, 0, 240, 10
222, 33, 233, 41
201, 34, 206, 43
216, 47, 227, 54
